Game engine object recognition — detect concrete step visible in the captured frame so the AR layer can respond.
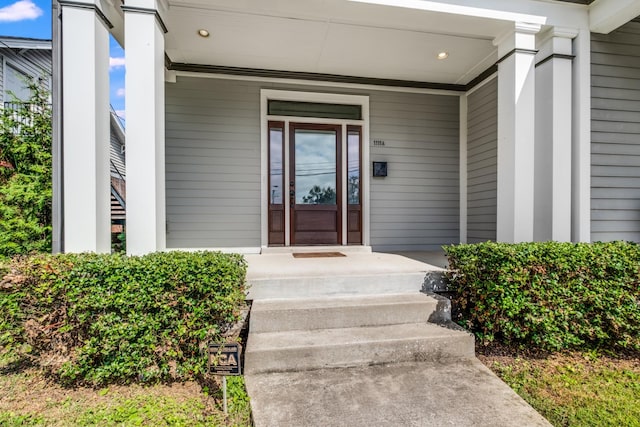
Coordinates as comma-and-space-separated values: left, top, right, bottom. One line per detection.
244, 322, 474, 374
246, 272, 447, 300
249, 293, 450, 333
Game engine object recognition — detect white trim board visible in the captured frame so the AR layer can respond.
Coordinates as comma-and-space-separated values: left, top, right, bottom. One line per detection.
174, 71, 462, 97
260, 89, 371, 248
465, 72, 497, 97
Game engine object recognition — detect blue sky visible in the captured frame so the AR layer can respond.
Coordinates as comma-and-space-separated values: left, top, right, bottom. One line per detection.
1, 0, 125, 120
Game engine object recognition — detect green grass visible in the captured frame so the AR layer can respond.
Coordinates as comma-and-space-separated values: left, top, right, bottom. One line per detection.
0, 412, 44, 426
0, 367, 251, 426
485, 353, 640, 427
75, 395, 223, 426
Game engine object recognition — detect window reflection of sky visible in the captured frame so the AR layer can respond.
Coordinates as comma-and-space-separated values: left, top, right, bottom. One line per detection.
271, 128, 359, 206
270, 129, 283, 204
295, 130, 336, 205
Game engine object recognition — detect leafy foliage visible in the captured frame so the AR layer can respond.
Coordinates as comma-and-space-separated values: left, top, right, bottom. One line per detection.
0, 251, 247, 386
0, 81, 52, 258
302, 185, 336, 204
347, 175, 360, 204
445, 241, 640, 351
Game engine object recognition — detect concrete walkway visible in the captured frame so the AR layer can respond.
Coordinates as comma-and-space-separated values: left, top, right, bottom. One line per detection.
245, 360, 551, 427
243, 251, 551, 426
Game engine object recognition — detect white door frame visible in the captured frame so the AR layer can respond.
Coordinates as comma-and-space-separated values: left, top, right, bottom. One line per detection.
260, 89, 370, 248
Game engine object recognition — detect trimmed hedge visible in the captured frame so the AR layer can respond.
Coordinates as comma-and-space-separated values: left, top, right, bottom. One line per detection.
444, 241, 640, 352
0, 251, 247, 386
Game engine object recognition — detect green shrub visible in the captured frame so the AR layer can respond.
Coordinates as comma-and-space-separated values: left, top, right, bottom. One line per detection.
444, 241, 640, 352
0, 82, 52, 258
0, 251, 247, 386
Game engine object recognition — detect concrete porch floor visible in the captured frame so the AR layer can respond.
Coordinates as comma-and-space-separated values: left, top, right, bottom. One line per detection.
245, 250, 449, 281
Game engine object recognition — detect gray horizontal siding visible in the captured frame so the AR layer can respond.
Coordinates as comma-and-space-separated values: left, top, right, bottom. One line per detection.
1, 48, 51, 103
166, 77, 460, 249
466, 78, 497, 243
165, 78, 262, 248
591, 20, 640, 242
370, 91, 459, 251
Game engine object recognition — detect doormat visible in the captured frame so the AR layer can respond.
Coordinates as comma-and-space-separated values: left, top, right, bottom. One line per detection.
292, 252, 346, 258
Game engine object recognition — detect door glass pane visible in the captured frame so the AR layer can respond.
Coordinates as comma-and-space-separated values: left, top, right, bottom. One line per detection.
269, 127, 283, 204
295, 130, 337, 205
347, 130, 360, 205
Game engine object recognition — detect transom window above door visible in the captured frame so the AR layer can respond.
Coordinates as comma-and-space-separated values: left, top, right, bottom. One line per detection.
268, 100, 362, 120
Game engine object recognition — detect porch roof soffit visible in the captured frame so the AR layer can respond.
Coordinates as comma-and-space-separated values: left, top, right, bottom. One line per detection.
156, 0, 594, 87
155, 1, 510, 86
589, 0, 640, 34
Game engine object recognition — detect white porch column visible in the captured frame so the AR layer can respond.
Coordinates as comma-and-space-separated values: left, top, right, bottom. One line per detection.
572, 29, 592, 242
61, 1, 111, 253
124, 1, 167, 255
494, 22, 541, 243
534, 28, 578, 242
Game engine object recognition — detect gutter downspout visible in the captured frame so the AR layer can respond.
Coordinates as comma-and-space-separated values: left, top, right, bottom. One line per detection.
52, 0, 64, 253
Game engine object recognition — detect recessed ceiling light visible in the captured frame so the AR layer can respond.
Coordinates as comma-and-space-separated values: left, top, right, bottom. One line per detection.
197, 29, 210, 38
437, 51, 449, 60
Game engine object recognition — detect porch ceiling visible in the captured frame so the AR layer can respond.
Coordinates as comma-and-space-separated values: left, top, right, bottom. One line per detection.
165, 0, 516, 85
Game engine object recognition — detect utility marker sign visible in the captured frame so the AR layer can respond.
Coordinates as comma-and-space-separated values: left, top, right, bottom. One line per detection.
208, 343, 242, 375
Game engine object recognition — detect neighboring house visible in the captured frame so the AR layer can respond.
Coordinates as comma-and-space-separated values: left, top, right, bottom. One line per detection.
0, 36, 51, 104
110, 107, 126, 240
54, 0, 640, 255
1, 35, 125, 243
0, 36, 51, 174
